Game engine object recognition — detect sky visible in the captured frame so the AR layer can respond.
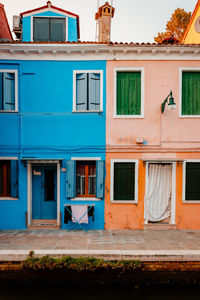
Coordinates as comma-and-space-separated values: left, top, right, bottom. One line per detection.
1, 0, 198, 43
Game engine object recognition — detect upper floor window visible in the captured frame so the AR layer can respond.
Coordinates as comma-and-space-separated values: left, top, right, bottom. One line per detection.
181, 71, 200, 116
114, 68, 144, 118
33, 17, 66, 42
73, 71, 103, 112
0, 71, 18, 112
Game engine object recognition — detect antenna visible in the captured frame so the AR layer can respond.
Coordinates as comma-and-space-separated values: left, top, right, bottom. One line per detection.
110, 0, 114, 42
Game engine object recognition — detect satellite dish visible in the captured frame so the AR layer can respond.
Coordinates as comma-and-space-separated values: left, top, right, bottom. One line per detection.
194, 16, 200, 33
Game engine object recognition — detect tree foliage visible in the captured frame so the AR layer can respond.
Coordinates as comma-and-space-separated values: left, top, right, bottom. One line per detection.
154, 8, 191, 43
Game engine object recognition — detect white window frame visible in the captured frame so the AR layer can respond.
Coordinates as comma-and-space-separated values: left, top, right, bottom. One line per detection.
31, 15, 68, 42
0, 70, 18, 113
179, 67, 200, 118
110, 159, 139, 203
71, 156, 101, 201
182, 159, 200, 203
0, 157, 18, 200
113, 67, 145, 119
73, 70, 103, 113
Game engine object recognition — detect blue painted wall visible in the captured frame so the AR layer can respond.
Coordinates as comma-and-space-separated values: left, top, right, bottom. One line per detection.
0, 59, 106, 230
22, 11, 78, 42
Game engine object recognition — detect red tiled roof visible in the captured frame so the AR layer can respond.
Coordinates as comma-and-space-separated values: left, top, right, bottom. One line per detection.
0, 3, 13, 42
20, 1, 80, 39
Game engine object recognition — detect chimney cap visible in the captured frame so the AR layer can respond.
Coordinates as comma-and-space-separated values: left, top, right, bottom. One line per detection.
95, 1, 115, 20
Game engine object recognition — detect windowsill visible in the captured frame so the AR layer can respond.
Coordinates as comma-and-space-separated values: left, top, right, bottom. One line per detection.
110, 200, 138, 204
0, 110, 18, 113
179, 115, 200, 118
72, 110, 103, 113
71, 197, 101, 201
182, 200, 200, 204
114, 115, 144, 119
0, 197, 18, 200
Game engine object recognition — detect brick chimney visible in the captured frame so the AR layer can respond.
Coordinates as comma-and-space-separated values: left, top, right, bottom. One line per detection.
0, 3, 13, 41
95, 1, 115, 43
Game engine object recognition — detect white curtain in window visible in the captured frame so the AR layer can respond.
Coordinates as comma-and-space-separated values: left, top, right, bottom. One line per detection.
144, 164, 172, 222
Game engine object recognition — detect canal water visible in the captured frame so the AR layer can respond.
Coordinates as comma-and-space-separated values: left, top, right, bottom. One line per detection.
0, 286, 200, 300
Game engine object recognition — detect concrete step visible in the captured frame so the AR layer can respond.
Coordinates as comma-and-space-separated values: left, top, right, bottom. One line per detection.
143, 224, 177, 230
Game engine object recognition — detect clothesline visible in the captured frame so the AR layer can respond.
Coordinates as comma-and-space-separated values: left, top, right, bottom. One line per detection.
64, 203, 95, 206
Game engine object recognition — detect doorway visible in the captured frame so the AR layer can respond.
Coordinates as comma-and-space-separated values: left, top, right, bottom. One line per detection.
144, 162, 176, 225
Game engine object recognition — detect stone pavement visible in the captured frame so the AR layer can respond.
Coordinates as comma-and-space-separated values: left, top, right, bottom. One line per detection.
1, 229, 200, 261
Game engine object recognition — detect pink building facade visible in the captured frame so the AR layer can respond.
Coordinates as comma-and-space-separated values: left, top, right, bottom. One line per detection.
105, 44, 200, 230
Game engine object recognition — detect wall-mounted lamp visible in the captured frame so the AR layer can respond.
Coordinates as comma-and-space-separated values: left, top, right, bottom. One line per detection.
161, 90, 176, 113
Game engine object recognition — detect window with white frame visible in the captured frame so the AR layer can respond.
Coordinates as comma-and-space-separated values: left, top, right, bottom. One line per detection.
111, 159, 138, 202
183, 161, 200, 201
33, 17, 66, 42
0, 71, 18, 112
181, 70, 200, 116
73, 71, 103, 112
114, 68, 144, 118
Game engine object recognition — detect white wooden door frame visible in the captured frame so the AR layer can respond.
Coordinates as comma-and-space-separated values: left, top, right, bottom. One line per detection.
27, 162, 60, 226
144, 161, 176, 224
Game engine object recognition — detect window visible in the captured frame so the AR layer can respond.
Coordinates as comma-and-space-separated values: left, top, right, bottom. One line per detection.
0, 160, 18, 198
73, 71, 103, 112
181, 71, 200, 116
114, 68, 144, 118
111, 159, 138, 202
183, 162, 200, 201
0, 71, 17, 112
66, 159, 105, 199
33, 17, 66, 42
76, 161, 96, 197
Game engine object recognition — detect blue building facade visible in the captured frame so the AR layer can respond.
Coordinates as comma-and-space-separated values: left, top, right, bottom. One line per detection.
0, 2, 106, 230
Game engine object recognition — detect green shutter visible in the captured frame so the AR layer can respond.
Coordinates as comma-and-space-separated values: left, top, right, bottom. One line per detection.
186, 163, 200, 200
182, 72, 200, 115
50, 18, 65, 42
33, 17, 49, 41
117, 72, 141, 115
114, 162, 135, 200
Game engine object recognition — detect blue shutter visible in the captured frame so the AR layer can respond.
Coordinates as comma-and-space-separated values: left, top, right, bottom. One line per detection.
89, 73, 100, 111
76, 73, 87, 110
66, 160, 76, 198
3, 72, 15, 111
11, 160, 18, 198
96, 160, 105, 199
0, 73, 3, 110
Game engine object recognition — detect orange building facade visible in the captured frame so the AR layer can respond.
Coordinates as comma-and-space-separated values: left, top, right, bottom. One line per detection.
105, 45, 200, 230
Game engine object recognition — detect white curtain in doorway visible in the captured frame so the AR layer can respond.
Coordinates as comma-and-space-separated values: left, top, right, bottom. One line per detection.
144, 164, 172, 222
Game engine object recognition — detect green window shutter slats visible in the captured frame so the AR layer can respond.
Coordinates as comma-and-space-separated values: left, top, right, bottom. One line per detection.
182, 72, 200, 115
50, 18, 65, 42
117, 72, 141, 115
33, 18, 49, 42
114, 163, 135, 201
186, 163, 200, 200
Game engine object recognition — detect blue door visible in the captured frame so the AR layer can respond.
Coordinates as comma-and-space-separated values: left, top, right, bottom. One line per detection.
32, 166, 57, 219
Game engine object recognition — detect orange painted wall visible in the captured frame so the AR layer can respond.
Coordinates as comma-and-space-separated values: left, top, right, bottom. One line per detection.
105, 60, 200, 230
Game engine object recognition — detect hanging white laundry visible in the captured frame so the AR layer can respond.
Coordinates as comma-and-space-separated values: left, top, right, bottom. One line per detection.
71, 205, 88, 224
144, 164, 172, 222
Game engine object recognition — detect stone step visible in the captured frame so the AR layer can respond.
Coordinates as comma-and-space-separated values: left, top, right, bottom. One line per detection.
28, 225, 60, 230
143, 224, 177, 230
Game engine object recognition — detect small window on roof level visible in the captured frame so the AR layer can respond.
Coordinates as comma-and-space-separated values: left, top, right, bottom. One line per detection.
33, 17, 66, 42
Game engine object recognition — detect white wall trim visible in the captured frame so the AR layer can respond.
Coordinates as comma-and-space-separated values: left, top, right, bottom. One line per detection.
144, 161, 176, 224
71, 157, 101, 161
0, 69, 18, 112
110, 159, 139, 204
113, 67, 145, 118
182, 160, 200, 203
31, 15, 68, 42
179, 67, 200, 118
73, 70, 103, 112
